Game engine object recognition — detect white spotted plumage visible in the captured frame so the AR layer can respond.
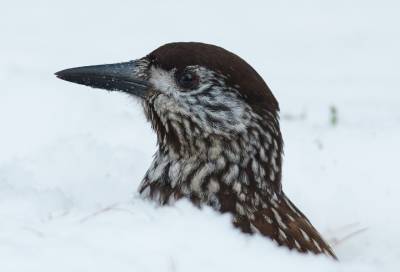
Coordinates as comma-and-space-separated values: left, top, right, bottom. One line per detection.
136, 43, 336, 259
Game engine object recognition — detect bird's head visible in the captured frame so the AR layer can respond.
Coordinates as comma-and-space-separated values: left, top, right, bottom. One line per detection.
55, 44, 337, 259
56, 42, 281, 157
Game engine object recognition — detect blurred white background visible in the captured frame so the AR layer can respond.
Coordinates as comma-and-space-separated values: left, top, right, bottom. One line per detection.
0, 1, 399, 271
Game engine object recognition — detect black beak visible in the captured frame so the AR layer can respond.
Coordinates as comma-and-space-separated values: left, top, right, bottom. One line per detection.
55, 60, 149, 98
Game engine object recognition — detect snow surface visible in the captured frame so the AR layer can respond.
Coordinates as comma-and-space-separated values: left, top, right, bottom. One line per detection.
1, 0, 399, 271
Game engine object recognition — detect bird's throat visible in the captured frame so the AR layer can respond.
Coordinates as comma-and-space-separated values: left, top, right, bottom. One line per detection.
138, 123, 284, 210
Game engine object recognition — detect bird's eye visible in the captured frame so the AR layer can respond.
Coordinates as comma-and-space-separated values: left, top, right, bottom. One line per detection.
176, 70, 199, 90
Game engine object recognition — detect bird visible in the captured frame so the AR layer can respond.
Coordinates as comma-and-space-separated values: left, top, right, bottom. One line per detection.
55, 42, 336, 259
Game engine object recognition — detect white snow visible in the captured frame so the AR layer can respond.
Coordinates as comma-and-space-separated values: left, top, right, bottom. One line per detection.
1, 0, 399, 271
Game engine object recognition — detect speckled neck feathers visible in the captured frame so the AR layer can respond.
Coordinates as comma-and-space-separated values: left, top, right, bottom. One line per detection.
139, 106, 283, 205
